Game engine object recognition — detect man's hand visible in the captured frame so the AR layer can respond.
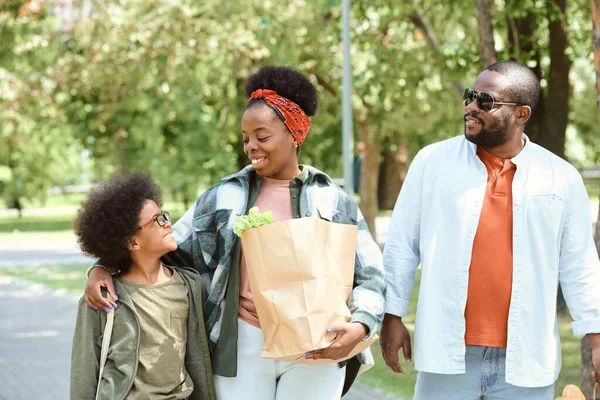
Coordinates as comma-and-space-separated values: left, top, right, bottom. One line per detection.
380, 313, 412, 375
305, 322, 368, 361
588, 333, 600, 388
84, 266, 118, 312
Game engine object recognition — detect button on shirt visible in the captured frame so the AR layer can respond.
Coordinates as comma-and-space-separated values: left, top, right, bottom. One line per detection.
383, 135, 600, 387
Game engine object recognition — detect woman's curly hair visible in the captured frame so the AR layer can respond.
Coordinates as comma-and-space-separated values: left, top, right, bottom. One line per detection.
73, 172, 162, 272
245, 66, 318, 117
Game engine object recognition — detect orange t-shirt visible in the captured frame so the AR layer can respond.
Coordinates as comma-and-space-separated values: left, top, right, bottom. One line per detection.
464, 146, 516, 348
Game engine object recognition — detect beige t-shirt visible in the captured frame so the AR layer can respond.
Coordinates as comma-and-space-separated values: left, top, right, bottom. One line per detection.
117, 268, 193, 399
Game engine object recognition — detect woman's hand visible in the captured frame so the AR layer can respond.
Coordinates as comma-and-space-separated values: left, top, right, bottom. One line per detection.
305, 322, 368, 361
84, 266, 118, 312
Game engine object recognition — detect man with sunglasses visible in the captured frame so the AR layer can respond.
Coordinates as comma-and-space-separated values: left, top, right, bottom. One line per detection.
381, 61, 600, 399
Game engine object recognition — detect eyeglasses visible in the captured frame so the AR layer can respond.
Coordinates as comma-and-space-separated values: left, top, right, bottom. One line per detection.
138, 211, 171, 230
463, 88, 524, 112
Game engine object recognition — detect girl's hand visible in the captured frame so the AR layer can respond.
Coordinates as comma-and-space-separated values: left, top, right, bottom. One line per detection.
305, 322, 368, 361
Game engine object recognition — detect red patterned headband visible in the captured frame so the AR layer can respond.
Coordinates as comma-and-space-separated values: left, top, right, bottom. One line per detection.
249, 89, 312, 147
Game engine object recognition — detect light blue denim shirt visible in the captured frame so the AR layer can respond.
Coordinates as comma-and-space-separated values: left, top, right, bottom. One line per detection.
383, 134, 600, 387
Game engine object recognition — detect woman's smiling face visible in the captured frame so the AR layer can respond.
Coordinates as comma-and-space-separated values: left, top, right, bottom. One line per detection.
242, 104, 299, 180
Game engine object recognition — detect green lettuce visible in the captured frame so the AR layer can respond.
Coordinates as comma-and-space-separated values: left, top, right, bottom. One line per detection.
233, 206, 276, 237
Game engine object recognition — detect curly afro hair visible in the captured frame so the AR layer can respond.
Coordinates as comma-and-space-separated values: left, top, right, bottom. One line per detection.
245, 66, 318, 116
73, 172, 162, 272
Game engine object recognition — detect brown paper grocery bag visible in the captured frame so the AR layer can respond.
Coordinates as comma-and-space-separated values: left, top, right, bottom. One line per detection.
241, 217, 378, 363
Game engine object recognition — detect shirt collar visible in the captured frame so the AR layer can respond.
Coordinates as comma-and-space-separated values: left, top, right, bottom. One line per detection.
295, 165, 309, 183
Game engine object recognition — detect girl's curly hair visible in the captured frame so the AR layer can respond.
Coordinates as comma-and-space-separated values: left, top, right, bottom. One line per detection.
245, 66, 318, 116
73, 172, 162, 272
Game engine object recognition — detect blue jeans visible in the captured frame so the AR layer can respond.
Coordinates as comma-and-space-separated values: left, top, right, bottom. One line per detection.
414, 346, 554, 400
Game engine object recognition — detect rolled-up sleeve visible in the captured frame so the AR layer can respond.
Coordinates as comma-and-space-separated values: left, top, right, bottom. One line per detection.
559, 173, 600, 336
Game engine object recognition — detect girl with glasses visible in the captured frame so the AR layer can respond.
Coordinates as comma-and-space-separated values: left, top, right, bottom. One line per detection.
70, 172, 216, 400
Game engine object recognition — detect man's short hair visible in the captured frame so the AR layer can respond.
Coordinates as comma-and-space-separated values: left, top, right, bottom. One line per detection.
485, 61, 541, 115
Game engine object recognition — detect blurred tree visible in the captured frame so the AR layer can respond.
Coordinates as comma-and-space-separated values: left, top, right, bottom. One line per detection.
0, 1, 82, 213
2, 0, 598, 224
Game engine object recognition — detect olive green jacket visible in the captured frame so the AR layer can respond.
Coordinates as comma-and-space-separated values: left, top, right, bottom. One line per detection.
70, 267, 216, 400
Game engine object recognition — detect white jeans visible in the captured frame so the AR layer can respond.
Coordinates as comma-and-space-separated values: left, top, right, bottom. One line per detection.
214, 319, 346, 400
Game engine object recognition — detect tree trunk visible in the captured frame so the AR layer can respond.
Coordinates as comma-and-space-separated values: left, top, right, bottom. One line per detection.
582, 335, 595, 399
544, 0, 570, 159
357, 120, 380, 240
582, 3, 600, 397
117, 133, 130, 173
182, 189, 191, 212
7, 132, 22, 217
378, 141, 408, 210
506, 13, 546, 145
476, 0, 497, 66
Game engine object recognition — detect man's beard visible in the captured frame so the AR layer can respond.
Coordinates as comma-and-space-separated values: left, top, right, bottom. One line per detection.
464, 112, 511, 148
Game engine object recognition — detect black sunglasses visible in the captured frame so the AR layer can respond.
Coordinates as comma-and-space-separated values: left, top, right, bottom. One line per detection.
463, 88, 524, 112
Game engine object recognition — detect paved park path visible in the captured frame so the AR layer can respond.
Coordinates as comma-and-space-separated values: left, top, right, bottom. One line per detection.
0, 277, 78, 400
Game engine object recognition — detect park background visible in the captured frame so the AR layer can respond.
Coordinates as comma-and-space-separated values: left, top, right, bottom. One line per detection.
1, 0, 600, 398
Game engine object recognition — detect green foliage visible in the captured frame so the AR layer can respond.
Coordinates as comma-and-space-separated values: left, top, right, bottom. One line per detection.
0, 0, 597, 210
0, 6, 83, 209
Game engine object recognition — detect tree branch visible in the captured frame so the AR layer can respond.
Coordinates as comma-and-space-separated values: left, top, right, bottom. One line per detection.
307, 67, 337, 96
408, 10, 464, 98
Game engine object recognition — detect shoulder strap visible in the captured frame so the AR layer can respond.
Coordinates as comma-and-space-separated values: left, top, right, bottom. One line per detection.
95, 308, 114, 400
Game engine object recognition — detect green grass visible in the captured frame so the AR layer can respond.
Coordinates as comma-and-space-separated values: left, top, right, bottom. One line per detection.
0, 264, 88, 293
0, 214, 77, 233
356, 269, 583, 398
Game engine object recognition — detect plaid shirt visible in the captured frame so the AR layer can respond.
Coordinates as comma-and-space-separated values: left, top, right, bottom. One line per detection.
166, 165, 386, 372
